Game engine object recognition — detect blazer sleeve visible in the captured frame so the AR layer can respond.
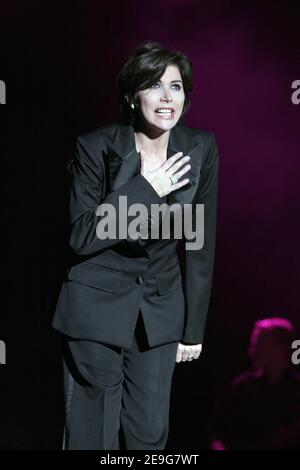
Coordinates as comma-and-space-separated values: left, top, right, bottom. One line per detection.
181, 132, 219, 344
68, 135, 163, 256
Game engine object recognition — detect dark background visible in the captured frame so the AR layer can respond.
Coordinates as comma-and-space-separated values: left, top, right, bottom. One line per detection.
0, 0, 299, 449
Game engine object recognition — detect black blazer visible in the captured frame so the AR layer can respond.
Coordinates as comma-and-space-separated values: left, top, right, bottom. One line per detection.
52, 121, 219, 348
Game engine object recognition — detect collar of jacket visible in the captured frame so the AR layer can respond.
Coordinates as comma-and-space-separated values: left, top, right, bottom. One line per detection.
108, 121, 203, 207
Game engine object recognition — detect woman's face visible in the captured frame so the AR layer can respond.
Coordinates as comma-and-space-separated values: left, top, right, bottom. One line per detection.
135, 64, 185, 132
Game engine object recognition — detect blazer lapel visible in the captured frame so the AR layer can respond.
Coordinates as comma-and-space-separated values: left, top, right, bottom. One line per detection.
108, 123, 139, 191
108, 122, 204, 207
167, 127, 203, 207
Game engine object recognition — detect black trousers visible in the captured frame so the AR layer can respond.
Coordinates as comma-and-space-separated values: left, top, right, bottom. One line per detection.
62, 312, 179, 450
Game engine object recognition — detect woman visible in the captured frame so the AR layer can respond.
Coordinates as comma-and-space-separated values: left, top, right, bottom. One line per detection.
52, 41, 219, 450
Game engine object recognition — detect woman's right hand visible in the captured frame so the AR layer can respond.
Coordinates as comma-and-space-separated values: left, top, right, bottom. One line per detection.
139, 150, 191, 197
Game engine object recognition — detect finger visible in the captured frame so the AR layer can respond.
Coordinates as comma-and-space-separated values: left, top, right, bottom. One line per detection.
166, 155, 190, 174
170, 164, 191, 181
192, 347, 202, 360
169, 178, 190, 192
181, 350, 189, 362
176, 353, 184, 363
179, 350, 186, 362
194, 348, 202, 359
176, 347, 182, 363
163, 152, 185, 171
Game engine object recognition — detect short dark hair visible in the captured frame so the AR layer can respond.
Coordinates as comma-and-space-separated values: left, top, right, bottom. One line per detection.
116, 41, 193, 125
248, 317, 295, 358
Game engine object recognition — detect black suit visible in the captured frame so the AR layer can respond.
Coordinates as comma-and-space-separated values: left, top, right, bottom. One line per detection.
52, 121, 219, 449
53, 121, 219, 347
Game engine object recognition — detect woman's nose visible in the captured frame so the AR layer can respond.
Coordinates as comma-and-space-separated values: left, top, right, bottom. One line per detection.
160, 88, 172, 102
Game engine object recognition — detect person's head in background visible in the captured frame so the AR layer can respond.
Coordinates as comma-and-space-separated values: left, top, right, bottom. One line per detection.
116, 41, 193, 137
248, 317, 295, 383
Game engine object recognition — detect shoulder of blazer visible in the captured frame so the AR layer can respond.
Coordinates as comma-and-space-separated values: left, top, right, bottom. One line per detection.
178, 123, 218, 164
177, 122, 215, 142
77, 122, 119, 156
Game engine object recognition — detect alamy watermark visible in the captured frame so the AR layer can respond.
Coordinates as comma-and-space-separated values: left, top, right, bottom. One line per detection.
0, 80, 6, 104
96, 197, 205, 250
0, 340, 6, 365
291, 340, 300, 365
291, 80, 300, 105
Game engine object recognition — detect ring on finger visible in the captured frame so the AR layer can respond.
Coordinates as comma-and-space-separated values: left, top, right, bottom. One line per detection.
169, 174, 178, 185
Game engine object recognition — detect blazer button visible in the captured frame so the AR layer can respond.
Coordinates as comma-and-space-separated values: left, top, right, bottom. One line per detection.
136, 275, 143, 285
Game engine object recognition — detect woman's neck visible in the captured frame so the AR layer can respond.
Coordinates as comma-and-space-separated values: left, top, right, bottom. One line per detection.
133, 120, 170, 159
134, 133, 169, 159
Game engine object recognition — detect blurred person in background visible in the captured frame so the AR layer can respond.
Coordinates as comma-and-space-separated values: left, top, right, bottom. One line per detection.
210, 317, 300, 449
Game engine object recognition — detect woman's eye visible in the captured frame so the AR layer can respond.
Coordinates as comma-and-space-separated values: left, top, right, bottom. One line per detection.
151, 83, 181, 90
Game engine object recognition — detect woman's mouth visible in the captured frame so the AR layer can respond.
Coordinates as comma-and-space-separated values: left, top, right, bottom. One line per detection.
154, 108, 175, 119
